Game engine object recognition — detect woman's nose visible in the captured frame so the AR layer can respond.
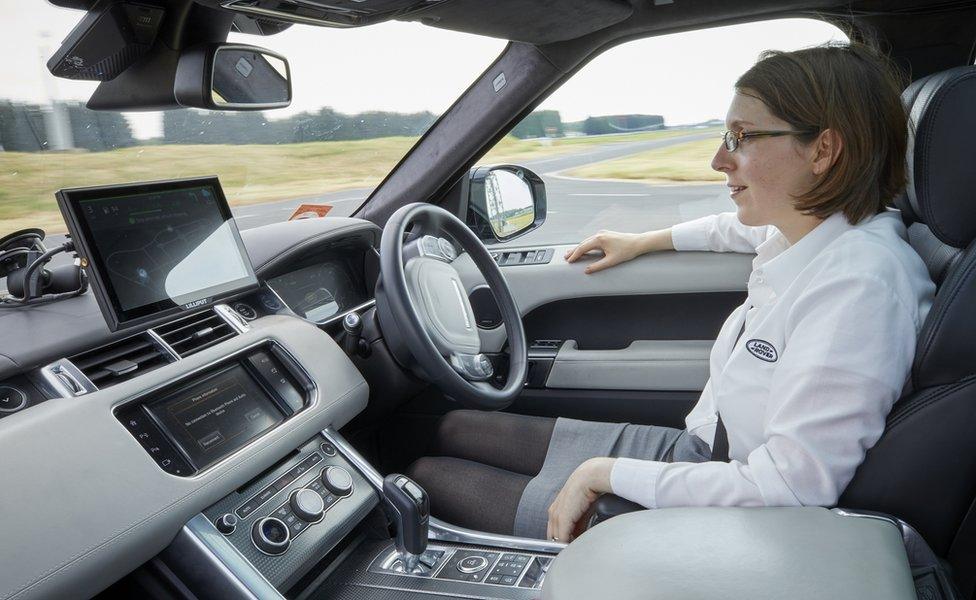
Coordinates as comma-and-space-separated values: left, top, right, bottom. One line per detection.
711, 143, 734, 173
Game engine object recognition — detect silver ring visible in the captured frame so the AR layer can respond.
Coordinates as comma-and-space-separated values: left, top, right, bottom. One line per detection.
551, 536, 559, 542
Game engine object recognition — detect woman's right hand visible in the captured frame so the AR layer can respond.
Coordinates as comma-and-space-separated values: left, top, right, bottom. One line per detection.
564, 229, 671, 274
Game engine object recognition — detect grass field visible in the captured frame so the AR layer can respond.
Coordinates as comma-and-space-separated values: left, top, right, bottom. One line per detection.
0, 128, 706, 236
562, 136, 725, 184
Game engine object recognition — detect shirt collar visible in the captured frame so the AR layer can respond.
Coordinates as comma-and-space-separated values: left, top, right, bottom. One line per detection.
754, 211, 853, 298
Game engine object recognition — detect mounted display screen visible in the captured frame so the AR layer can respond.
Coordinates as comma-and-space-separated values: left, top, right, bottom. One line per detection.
57, 177, 258, 330
147, 363, 283, 469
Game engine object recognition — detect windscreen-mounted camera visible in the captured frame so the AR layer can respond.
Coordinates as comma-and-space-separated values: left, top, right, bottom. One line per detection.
46, 0, 165, 82
0, 229, 89, 306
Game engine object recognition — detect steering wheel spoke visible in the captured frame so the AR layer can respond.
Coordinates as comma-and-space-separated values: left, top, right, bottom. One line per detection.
448, 352, 494, 382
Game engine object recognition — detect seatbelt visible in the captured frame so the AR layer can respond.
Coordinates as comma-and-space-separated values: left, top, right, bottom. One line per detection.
711, 312, 749, 463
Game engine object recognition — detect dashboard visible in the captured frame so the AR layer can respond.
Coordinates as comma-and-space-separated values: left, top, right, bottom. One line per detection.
269, 258, 365, 323
0, 216, 382, 600
229, 242, 375, 327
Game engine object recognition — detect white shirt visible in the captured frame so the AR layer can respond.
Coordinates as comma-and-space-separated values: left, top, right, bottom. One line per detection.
610, 210, 935, 509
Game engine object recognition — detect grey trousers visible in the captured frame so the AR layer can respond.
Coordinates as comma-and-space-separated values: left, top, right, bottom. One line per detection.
512, 417, 711, 539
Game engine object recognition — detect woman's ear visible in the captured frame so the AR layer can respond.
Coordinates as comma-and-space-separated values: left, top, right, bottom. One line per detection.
811, 128, 843, 175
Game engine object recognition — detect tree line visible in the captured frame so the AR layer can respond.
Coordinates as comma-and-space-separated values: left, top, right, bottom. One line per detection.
0, 101, 665, 152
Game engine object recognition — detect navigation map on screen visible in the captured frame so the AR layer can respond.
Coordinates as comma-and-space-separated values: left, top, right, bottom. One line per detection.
76, 184, 254, 313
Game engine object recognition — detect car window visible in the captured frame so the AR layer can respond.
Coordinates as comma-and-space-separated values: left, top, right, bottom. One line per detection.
479, 18, 848, 247
0, 1, 505, 238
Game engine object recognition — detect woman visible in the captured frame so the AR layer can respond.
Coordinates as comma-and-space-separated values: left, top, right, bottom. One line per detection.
544, 42, 935, 542
408, 42, 936, 543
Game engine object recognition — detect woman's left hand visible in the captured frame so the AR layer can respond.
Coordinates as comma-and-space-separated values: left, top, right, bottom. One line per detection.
547, 457, 617, 543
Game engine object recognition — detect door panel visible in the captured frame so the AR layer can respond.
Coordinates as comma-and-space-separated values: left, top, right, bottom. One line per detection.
546, 339, 713, 391
453, 244, 751, 423
522, 293, 744, 349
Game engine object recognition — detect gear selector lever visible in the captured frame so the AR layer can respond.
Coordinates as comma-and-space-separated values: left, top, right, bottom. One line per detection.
383, 474, 430, 572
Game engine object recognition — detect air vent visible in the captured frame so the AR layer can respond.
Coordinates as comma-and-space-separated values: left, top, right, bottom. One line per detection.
70, 334, 172, 390
153, 309, 237, 358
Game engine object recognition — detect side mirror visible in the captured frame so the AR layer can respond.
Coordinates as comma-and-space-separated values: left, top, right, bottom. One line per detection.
174, 43, 291, 111
466, 165, 547, 243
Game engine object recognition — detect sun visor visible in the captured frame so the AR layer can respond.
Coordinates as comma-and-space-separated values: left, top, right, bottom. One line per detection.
402, 0, 634, 45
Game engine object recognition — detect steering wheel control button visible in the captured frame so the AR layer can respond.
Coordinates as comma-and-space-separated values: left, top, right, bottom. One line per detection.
290, 488, 325, 522
457, 556, 489, 574
416, 235, 457, 262
322, 466, 353, 496
449, 353, 494, 381
214, 513, 238, 535
320, 442, 337, 457
437, 238, 457, 261
0, 386, 27, 413
251, 517, 290, 555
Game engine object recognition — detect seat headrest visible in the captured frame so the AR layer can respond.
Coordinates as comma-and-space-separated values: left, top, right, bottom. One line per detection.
901, 66, 976, 248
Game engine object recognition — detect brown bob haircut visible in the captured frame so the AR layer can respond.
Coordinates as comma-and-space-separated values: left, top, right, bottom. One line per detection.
735, 42, 909, 224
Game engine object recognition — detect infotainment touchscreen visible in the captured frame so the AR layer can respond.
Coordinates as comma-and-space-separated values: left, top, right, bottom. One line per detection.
56, 177, 258, 330
147, 363, 283, 469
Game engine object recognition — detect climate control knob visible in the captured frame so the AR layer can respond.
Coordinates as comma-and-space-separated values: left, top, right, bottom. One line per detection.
322, 466, 353, 496
214, 513, 237, 535
291, 488, 325, 522
251, 517, 290, 555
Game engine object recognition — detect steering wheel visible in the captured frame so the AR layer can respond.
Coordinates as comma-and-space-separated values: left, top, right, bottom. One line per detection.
375, 203, 527, 410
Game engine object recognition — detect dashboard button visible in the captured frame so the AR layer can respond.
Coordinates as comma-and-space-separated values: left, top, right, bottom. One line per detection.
289, 519, 308, 535
275, 471, 297, 491
252, 517, 290, 555
290, 488, 325, 522
247, 351, 304, 413
237, 500, 259, 519
255, 485, 277, 504
320, 442, 337, 457
0, 386, 27, 412
322, 466, 353, 496
259, 291, 283, 312
457, 556, 489, 573
232, 302, 258, 320
214, 513, 237, 535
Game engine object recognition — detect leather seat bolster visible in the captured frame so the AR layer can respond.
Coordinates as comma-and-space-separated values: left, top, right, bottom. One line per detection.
913, 244, 976, 389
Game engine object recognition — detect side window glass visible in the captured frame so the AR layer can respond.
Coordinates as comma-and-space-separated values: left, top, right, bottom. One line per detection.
481, 19, 848, 247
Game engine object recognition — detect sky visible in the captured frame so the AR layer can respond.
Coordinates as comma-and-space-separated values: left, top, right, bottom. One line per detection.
2, 2, 847, 139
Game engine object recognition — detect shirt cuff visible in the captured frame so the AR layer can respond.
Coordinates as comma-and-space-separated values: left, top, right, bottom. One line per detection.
610, 458, 668, 509
669, 215, 715, 251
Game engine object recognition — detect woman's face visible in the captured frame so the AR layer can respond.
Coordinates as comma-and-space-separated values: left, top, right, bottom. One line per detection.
712, 90, 818, 229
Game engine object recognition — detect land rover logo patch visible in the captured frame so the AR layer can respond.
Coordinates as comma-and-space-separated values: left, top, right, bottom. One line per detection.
746, 339, 778, 362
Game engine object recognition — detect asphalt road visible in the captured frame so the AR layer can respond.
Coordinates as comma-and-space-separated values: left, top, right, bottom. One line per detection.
228, 131, 733, 246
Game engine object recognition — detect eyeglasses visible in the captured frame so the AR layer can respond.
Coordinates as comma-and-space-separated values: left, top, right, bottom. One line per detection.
721, 129, 817, 153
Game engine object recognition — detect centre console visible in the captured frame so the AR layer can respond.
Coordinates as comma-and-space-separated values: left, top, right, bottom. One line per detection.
161, 428, 562, 600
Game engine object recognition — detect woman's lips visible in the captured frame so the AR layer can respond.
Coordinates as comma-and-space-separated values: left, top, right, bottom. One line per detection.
729, 185, 747, 198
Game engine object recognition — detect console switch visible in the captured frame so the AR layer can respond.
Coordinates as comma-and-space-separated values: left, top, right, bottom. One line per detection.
323, 466, 353, 496
251, 517, 290, 555
247, 351, 304, 414
435, 550, 499, 582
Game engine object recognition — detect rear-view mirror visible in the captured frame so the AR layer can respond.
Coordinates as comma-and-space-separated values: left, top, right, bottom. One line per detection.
175, 43, 291, 111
